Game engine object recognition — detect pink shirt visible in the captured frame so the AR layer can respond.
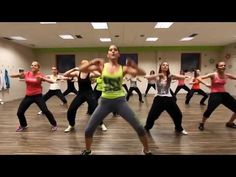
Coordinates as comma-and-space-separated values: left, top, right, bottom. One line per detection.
24, 71, 44, 96
211, 73, 226, 93
192, 78, 200, 90
178, 79, 185, 86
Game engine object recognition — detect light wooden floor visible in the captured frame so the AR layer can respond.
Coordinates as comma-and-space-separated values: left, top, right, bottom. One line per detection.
0, 94, 235, 155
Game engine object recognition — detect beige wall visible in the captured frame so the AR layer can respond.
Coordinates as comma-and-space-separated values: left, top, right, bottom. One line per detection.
221, 43, 236, 95
0, 39, 35, 102
36, 50, 221, 95
0, 38, 226, 103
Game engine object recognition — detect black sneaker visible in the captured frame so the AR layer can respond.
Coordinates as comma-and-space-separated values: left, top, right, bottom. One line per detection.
81, 150, 93, 155
198, 123, 204, 131
225, 122, 236, 129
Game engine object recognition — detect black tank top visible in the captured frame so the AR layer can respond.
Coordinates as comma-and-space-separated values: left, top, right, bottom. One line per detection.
78, 72, 92, 92
67, 78, 76, 89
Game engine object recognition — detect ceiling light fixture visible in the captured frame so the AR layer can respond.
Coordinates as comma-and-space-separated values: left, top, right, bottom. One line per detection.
155, 22, 173, 28
91, 22, 108, 29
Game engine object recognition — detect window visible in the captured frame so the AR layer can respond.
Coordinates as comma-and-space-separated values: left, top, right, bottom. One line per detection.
181, 53, 200, 72
119, 54, 138, 66
56, 54, 75, 73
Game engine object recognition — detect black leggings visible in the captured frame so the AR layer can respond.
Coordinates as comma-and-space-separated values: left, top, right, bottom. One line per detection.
203, 92, 236, 118
67, 91, 103, 126
17, 94, 57, 127
174, 85, 190, 95
126, 87, 143, 102
144, 84, 156, 95
185, 89, 208, 104
122, 84, 129, 93
43, 89, 67, 103
63, 88, 78, 96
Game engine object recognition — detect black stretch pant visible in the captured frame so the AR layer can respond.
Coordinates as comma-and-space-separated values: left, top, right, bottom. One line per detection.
203, 92, 236, 118
17, 94, 57, 127
63, 88, 78, 96
185, 89, 208, 104
44, 89, 67, 103
67, 90, 103, 126
144, 84, 156, 95
126, 87, 143, 102
174, 85, 190, 95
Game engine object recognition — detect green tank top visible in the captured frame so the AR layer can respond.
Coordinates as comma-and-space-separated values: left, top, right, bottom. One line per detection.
101, 63, 125, 99
96, 77, 103, 91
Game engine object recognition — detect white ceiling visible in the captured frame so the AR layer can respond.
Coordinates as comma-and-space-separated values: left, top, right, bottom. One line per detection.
0, 22, 236, 48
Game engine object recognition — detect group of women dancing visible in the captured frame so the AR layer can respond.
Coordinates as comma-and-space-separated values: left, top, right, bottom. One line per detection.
10, 44, 236, 155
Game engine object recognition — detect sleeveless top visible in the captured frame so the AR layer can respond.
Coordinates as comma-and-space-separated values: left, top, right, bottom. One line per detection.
211, 73, 226, 93
101, 63, 125, 99
78, 72, 92, 92
155, 74, 172, 97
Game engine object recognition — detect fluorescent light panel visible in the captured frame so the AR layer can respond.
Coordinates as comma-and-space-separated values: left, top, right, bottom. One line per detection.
91, 22, 108, 29
59, 35, 74, 39
10, 36, 27, 40
155, 22, 173, 28
40, 22, 57, 24
146, 37, 158, 41
100, 38, 111, 42
180, 37, 194, 41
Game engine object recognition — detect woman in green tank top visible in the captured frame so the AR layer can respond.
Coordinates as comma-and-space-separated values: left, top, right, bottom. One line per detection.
78, 44, 152, 155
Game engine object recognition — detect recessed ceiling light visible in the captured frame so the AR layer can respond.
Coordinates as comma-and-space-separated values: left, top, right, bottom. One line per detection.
146, 37, 158, 41
100, 38, 111, 42
91, 22, 108, 29
10, 36, 27, 40
155, 22, 173, 28
59, 35, 74, 39
40, 22, 57, 24
180, 37, 194, 41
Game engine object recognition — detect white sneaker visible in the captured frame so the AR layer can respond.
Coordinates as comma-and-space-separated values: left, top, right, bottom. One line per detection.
64, 125, 74, 133
100, 124, 107, 131
181, 129, 188, 135
37, 111, 43, 115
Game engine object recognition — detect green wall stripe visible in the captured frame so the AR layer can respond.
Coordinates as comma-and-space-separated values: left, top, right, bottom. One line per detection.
33, 46, 224, 53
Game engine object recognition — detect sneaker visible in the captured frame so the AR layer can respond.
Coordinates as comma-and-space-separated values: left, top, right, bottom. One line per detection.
142, 149, 152, 155
16, 126, 28, 132
37, 111, 43, 115
176, 129, 188, 135
225, 122, 236, 129
51, 125, 58, 131
181, 129, 188, 135
64, 125, 74, 133
100, 124, 107, 131
81, 149, 93, 155
198, 123, 204, 131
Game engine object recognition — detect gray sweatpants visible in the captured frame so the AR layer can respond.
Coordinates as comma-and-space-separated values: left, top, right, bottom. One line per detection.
85, 96, 145, 137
